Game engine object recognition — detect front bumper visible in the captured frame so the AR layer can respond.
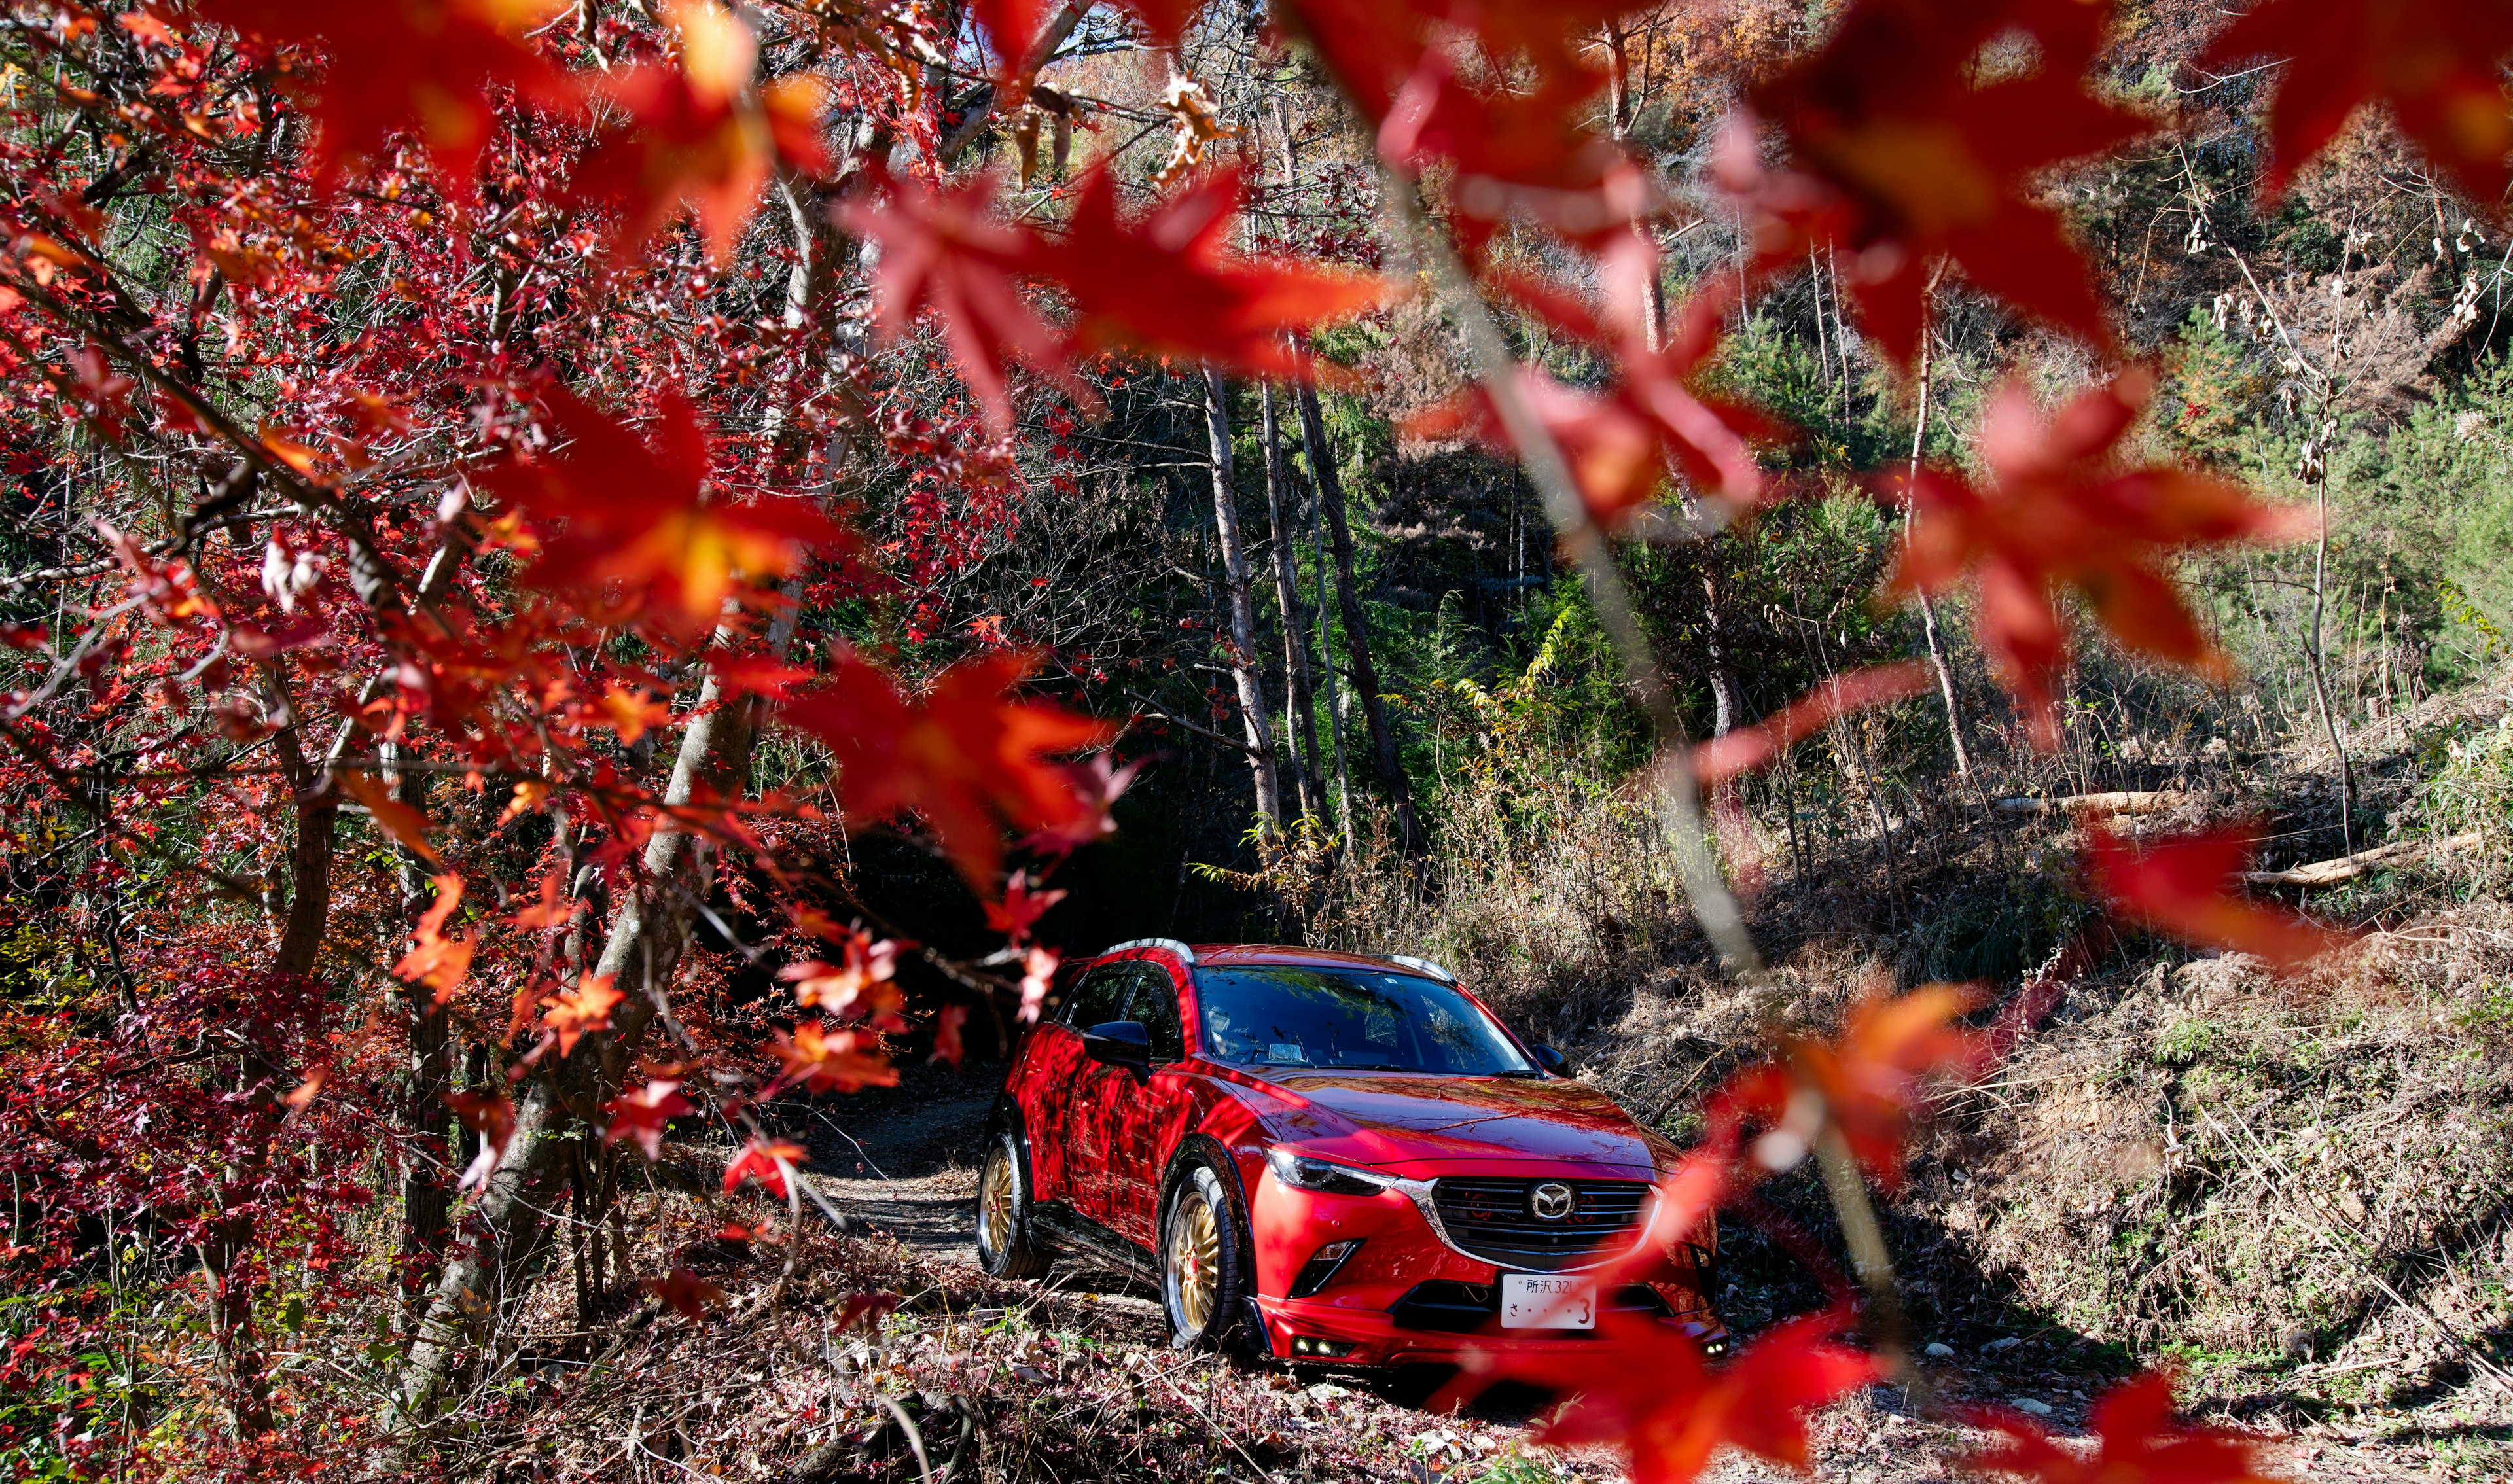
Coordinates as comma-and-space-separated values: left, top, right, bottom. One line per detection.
1243, 1163, 1724, 1366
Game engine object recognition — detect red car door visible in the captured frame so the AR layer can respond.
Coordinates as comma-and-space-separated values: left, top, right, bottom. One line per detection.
1095, 957, 1195, 1246
1026, 963, 1129, 1208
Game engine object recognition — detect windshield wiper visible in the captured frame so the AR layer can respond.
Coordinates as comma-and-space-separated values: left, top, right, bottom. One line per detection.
1327, 1062, 1412, 1072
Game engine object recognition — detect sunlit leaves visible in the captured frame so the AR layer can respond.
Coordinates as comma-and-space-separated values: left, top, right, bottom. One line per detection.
1883, 371, 2309, 749
781, 650, 1115, 891
842, 172, 1075, 433
197, 0, 579, 191
601, 1078, 695, 1159
1450, 1312, 1880, 1484
764, 1021, 897, 1095
1965, 1371, 2286, 1484
723, 1138, 807, 1199
570, 0, 831, 264
1413, 279, 1768, 528
446, 1089, 515, 1192
539, 972, 624, 1056
391, 871, 474, 1002
484, 381, 842, 635
2200, 0, 2513, 212
1722, 0, 2153, 364
845, 169, 1382, 434
1721, 983, 1991, 1190
2086, 824, 2352, 974
1694, 663, 1934, 786
778, 928, 904, 1027
642, 1265, 724, 1318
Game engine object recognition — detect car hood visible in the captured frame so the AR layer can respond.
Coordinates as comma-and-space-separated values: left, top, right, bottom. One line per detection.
1245, 1072, 1662, 1177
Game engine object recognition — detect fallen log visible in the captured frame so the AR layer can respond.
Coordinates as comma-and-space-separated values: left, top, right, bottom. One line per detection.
1994, 790, 2185, 818
2242, 830, 2482, 888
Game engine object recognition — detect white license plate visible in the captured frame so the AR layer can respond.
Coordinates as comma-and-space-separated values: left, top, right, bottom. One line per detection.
1499, 1273, 1594, 1329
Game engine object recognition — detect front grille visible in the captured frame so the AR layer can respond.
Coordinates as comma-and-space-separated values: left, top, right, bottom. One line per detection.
1390, 1280, 1669, 1334
1431, 1177, 1650, 1272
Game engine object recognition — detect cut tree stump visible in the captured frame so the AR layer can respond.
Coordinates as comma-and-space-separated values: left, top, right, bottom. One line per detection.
1993, 790, 2184, 818
2241, 831, 2482, 888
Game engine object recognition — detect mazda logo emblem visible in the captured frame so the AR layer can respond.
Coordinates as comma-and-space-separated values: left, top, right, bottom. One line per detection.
1528, 1182, 1575, 1220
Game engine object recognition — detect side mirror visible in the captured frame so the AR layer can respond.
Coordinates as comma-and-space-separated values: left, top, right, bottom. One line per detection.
1530, 1044, 1568, 1076
1081, 1019, 1152, 1066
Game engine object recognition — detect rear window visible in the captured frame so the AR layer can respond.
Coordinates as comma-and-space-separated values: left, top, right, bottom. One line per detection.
1190, 965, 1533, 1076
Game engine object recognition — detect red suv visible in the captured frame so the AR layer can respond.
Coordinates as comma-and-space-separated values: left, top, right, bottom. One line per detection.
977, 940, 1725, 1365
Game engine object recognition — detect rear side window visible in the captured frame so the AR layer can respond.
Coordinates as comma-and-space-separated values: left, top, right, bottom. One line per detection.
1063, 966, 1130, 1029
1122, 963, 1185, 1063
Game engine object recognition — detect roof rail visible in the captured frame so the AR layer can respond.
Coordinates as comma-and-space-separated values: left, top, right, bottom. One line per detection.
1387, 953, 1455, 983
1105, 937, 1198, 964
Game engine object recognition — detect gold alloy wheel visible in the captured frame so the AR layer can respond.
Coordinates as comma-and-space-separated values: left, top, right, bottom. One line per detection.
1169, 1197, 1222, 1332
980, 1146, 1018, 1255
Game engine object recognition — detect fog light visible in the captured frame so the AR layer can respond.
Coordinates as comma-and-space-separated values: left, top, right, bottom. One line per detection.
1290, 1336, 1355, 1358
1290, 1239, 1363, 1299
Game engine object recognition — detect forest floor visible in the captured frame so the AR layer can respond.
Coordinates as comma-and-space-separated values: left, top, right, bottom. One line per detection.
489, 1057, 2464, 1484
472, 684, 2513, 1482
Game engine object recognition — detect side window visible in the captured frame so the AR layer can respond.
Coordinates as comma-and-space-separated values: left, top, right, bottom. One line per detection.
1062, 966, 1128, 1029
1123, 964, 1185, 1063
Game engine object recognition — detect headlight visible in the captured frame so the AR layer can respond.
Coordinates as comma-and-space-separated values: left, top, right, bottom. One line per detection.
1266, 1146, 1391, 1197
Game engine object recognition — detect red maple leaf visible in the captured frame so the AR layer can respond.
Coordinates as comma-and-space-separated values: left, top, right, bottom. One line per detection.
446, 1089, 516, 1192
541, 973, 625, 1057
1447, 1311, 1880, 1484
508, 870, 577, 932
1720, 0, 2154, 364
1278, 0, 1654, 239
764, 1021, 899, 1095
1043, 168, 1383, 378
722, 1138, 808, 1199
1017, 945, 1058, 1023
971, 0, 1053, 84
1112, 0, 1203, 48
840, 170, 1085, 434
835, 1289, 904, 1333
601, 1078, 696, 1160
983, 870, 1066, 942
780, 650, 1116, 891
2200, 1, 2513, 211
642, 1265, 725, 1320
336, 771, 440, 864
931, 1004, 971, 1068
569, 1, 829, 262
1719, 983, 1991, 1190
777, 930, 905, 1027
1965, 1370, 2285, 1484
484, 381, 844, 635
1694, 663, 1934, 786
391, 871, 474, 1002
1883, 370, 2311, 748
1415, 277, 1769, 528
197, 0, 579, 192
2085, 823, 2352, 975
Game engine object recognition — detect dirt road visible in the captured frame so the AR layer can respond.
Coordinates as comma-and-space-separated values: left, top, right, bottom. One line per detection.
793, 1060, 1004, 1260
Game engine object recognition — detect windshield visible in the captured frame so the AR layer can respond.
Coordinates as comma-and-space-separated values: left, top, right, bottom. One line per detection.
1191, 965, 1535, 1076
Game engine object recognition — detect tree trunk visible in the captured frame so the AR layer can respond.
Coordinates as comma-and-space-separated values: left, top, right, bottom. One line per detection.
1702, 567, 1739, 740
1294, 376, 1421, 857
386, 656, 753, 1433
1902, 315, 1976, 782
1310, 464, 1357, 845
1262, 383, 1322, 820
1202, 366, 1284, 834
2306, 469, 2357, 852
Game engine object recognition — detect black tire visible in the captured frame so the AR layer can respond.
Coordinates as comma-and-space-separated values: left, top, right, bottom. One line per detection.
975, 1127, 1050, 1279
1160, 1158, 1255, 1352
